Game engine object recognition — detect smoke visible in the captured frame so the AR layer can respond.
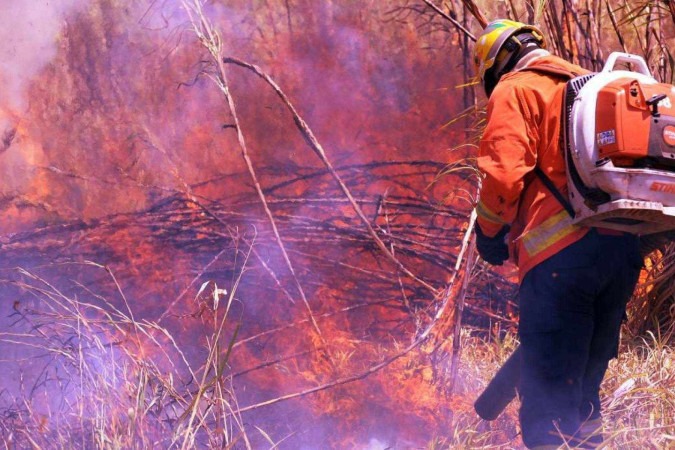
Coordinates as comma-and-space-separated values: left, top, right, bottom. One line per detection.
0, 0, 90, 111
365, 438, 390, 449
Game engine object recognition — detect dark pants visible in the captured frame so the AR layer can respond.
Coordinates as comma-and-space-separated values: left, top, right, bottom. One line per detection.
518, 229, 642, 448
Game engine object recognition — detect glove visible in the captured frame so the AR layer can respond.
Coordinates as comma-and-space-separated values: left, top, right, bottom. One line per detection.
475, 223, 510, 265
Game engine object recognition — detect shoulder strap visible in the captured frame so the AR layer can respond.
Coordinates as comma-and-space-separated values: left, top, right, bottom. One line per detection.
521, 59, 581, 219
533, 166, 576, 218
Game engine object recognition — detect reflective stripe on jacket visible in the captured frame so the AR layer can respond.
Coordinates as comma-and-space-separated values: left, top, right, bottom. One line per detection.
476, 55, 591, 281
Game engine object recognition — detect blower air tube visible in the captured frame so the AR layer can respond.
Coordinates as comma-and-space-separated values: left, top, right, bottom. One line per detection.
474, 346, 521, 420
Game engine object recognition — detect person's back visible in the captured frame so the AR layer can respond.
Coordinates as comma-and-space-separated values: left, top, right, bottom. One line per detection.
478, 53, 590, 278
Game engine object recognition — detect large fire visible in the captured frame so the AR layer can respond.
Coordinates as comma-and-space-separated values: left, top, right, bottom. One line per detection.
0, 1, 517, 448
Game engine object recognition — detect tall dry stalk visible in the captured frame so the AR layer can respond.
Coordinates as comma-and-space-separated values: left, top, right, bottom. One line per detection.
180, 0, 332, 364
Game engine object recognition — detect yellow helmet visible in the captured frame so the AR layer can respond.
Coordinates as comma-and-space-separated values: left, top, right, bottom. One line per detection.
474, 19, 546, 95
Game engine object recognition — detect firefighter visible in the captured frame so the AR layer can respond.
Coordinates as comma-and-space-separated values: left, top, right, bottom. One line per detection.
472, 20, 643, 449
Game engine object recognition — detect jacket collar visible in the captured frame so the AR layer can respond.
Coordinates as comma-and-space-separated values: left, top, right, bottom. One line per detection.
513, 48, 551, 72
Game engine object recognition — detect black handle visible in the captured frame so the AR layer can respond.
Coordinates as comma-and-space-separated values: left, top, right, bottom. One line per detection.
647, 94, 668, 117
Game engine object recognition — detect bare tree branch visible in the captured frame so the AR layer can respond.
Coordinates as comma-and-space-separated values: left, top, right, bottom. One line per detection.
421, 0, 477, 41
222, 56, 439, 295
458, 0, 489, 28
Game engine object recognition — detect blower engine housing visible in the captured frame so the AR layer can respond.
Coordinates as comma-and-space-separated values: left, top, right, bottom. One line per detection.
565, 52, 675, 234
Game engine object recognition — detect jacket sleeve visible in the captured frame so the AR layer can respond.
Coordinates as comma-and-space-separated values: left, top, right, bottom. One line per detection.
476, 84, 538, 237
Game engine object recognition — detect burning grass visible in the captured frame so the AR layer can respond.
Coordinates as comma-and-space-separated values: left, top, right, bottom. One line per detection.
0, 157, 510, 448
0, 189, 670, 448
2, 270, 673, 450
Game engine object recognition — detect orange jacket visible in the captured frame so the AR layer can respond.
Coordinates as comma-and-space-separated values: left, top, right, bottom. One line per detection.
476, 55, 590, 281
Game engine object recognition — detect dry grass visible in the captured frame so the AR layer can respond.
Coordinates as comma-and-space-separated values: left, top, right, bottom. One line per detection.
429, 328, 675, 449
0, 262, 260, 449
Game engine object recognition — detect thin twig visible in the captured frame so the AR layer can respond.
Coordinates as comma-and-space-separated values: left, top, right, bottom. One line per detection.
606, 1, 628, 53
421, 0, 477, 41
448, 226, 477, 393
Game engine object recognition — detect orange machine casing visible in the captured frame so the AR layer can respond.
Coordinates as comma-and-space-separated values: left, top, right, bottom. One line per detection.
595, 78, 651, 164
